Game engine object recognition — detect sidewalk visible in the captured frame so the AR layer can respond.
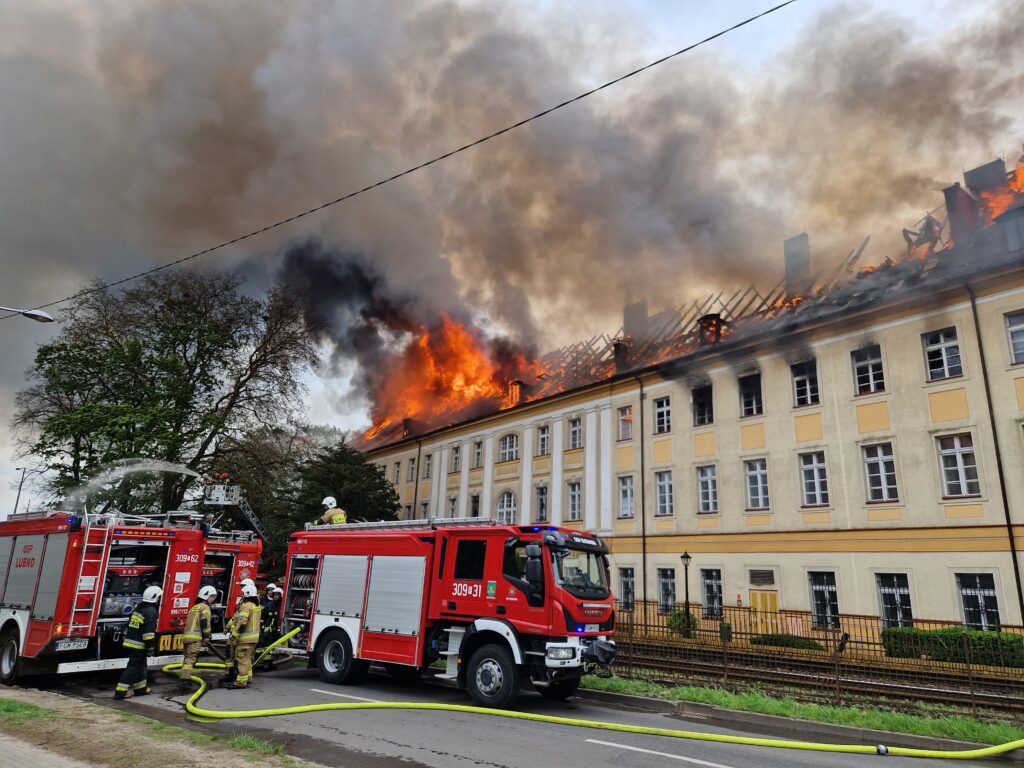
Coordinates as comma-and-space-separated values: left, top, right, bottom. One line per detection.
0, 732, 92, 768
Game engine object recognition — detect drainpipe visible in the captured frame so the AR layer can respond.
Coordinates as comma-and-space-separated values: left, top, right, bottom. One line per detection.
964, 280, 1024, 622
410, 440, 423, 519
634, 375, 649, 626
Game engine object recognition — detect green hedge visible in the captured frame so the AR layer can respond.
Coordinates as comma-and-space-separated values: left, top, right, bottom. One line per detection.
667, 610, 698, 636
880, 627, 1024, 668
749, 633, 825, 651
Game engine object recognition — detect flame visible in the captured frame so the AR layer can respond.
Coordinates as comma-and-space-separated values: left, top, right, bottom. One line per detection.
978, 160, 1024, 223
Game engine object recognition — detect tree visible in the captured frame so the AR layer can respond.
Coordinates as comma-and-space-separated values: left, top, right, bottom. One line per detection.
13, 270, 320, 514
293, 440, 399, 531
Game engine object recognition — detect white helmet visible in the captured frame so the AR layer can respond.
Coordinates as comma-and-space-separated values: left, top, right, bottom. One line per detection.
142, 585, 163, 603
198, 585, 218, 601
322, 496, 337, 508
273, 587, 284, 596
239, 578, 256, 589
241, 584, 258, 598
265, 582, 278, 593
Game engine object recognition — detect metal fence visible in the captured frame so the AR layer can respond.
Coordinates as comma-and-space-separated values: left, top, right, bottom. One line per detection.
612, 601, 1024, 719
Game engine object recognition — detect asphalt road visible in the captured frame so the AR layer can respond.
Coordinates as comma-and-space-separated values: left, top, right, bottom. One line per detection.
63, 666, 998, 768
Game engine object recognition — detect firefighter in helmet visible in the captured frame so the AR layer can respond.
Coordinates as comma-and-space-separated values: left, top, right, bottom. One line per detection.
224, 583, 262, 689
178, 585, 217, 692
114, 585, 162, 700
316, 496, 347, 525
257, 584, 284, 670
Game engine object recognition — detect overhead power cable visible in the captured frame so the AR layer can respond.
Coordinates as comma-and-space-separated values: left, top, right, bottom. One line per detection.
3, 0, 798, 320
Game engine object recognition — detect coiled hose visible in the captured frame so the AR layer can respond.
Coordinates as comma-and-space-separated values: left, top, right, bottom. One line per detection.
162, 630, 1023, 760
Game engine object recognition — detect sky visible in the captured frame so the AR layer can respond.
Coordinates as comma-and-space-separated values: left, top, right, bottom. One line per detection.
1, 0, 1022, 516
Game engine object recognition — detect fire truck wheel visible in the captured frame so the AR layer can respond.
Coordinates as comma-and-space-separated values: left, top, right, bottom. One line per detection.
536, 677, 580, 700
316, 630, 366, 685
0, 628, 20, 686
466, 643, 520, 709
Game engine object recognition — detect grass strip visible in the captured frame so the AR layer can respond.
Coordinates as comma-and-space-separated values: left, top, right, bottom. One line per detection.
581, 675, 1024, 745
0, 699, 57, 726
225, 733, 287, 755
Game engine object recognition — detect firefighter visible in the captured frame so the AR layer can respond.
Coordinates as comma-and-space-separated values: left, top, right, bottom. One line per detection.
224, 583, 261, 689
316, 496, 347, 525
114, 585, 162, 700
178, 585, 217, 692
257, 585, 284, 671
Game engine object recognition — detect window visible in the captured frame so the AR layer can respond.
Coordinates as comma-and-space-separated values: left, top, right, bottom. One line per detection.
448, 497, 458, 516
745, 458, 770, 510
619, 568, 635, 611
658, 568, 676, 613
957, 573, 1000, 630
407, 458, 417, 483
393, 462, 401, 484
453, 540, 487, 581
692, 384, 714, 426
502, 541, 528, 581
403, 504, 412, 518
617, 406, 634, 441
863, 443, 898, 502
498, 433, 519, 462
535, 486, 549, 523
568, 418, 583, 449
568, 481, 582, 521
618, 476, 635, 518
422, 453, 432, 479
420, 501, 428, 518
791, 360, 820, 406
938, 434, 981, 497
852, 345, 885, 394
924, 327, 962, 381
451, 446, 461, 473
473, 441, 483, 468
702, 569, 723, 619
655, 470, 674, 516
697, 465, 718, 514
1008, 312, 1024, 364
654, 397, 672, 434
800, 452, 829, 506
496, 491, 517, 524
470, 494, 480, 518
877, 573, 913, 629
739, 373, 763, 417
808, 571, 840, 629
536, 425, 550, 456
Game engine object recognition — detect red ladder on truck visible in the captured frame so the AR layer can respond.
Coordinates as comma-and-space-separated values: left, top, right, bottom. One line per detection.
68, 522, 113, 637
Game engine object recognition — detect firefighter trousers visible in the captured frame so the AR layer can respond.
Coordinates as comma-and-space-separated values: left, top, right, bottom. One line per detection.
116, 650, 150, 696
234, 643, 256, 686
179, 641, 202, 681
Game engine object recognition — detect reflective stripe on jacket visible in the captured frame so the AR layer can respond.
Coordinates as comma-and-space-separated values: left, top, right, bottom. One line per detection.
183, 602, 212, 642
228, 601, 262, 643
123, 603, 158, 651
320, 507, 347, 525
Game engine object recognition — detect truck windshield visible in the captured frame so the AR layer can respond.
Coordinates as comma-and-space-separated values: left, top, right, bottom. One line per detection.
551, 547, 609, 598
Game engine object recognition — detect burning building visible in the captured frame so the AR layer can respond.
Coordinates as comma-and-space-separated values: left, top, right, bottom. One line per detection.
364, 155, 1024, 629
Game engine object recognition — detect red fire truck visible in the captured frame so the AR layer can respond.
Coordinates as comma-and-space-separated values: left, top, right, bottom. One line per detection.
0, 510, 207, 684
201, 530, 262, 638
281, 518, 616, 708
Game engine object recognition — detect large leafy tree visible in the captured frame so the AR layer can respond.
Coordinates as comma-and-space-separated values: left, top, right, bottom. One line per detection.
13, 270, 320, 514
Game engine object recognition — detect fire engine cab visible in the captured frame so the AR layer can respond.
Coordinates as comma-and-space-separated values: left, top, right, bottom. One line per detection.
282, 518, 616, 708
0, 510, 206, 684
200, 530, 262, 638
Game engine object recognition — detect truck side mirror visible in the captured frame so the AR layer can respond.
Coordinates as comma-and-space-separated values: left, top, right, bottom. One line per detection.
525, 559, 543, 584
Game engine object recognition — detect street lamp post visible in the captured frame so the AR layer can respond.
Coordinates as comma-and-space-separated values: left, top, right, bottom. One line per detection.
0, 306, 55, 323
13, 467, 27, 515
681, 551, 692, 638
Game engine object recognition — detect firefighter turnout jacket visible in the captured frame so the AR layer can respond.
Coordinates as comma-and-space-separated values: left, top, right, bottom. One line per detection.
228, 600, 262, 644
319, 506, 348, 525
183, 600, 212, 643
123, 602, 159, 651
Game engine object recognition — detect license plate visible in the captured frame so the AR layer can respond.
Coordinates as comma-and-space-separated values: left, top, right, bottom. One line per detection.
585, 624, 600, 633
55, 638, 88, 652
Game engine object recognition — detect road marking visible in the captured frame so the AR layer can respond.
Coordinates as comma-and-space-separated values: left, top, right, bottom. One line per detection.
309, 688, 383, 703
585, 739, 736, 768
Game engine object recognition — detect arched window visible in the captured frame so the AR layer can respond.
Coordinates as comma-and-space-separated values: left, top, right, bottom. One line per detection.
498, 433, 519, 462
496, 491, 517, 524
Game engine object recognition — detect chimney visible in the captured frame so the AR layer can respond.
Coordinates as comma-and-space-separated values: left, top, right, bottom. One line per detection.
401, 418, 412, 438
613, 338, 633, 372
784, 233, 811, 297
697, 314, 725, 346
943, 182, 983, 245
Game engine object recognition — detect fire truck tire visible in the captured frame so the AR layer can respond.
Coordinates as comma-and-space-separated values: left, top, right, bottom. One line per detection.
0, 628, 20, 686
466, 643, 520, 709
315, 630, 367, 685
536, 677, 580, 700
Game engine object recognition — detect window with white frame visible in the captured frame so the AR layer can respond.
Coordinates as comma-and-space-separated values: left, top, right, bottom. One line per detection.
535, 485, 549, 523
618, 476, 635, 518
619, 567, 635, 611
420, 501, 429, 518
923, 327, 962, 381
496, 491, 517, 524
791, 360, 820, 406
877, 573, 913, 629
745, 458, 770, 510
617, 406, 634, 441
957, 573, 1000, 630
937, 433, 981, 497
568, 418, 583, 449
702, 568, 723, 619
808, 571, 840, 629
739, 373, 763, 417
655, 470, 674, 516
407, 458, 417, 483
451, 445, 461, 473
536, 425, 550, 456
404, 504, 412, 518
657, 567, 676, 613
422, 453, 432, 479
654, 397, 672, 434
692, 384, 714, 426
1007, 311, 1024, 364
470, 494, 481, 517
498, 433, 519, 462
567, 481, 582, 521
473, 440, 483, 468
863, 443, 899, 502
697, 465, 718, 514
800, 452, 829, 506
852, 344, 885, 395
393, 462, 401, 484
448, 496, 458, 516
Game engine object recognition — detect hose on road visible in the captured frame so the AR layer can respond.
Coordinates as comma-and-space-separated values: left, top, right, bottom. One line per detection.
163, 630, 1023, 761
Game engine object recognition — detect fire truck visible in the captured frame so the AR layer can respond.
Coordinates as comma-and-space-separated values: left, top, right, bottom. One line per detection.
200, 531, 262, 638
281, 518, 616, 708
0, 510, 207, 684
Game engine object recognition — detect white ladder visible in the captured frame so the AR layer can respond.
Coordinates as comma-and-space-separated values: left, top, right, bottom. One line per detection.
435, 626, 465, 680
68, 523, 113, 636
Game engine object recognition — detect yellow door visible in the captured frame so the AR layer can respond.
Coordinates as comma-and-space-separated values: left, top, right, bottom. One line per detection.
749, 589, 779, 634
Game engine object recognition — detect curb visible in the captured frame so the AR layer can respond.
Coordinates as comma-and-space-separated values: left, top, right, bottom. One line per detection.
575, 688, 1024, 762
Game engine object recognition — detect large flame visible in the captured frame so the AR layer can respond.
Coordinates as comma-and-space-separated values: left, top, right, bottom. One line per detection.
978, 160, 1024, 223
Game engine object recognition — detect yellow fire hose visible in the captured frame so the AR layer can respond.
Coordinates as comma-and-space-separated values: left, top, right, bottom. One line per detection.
162, 629, 1024, 761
